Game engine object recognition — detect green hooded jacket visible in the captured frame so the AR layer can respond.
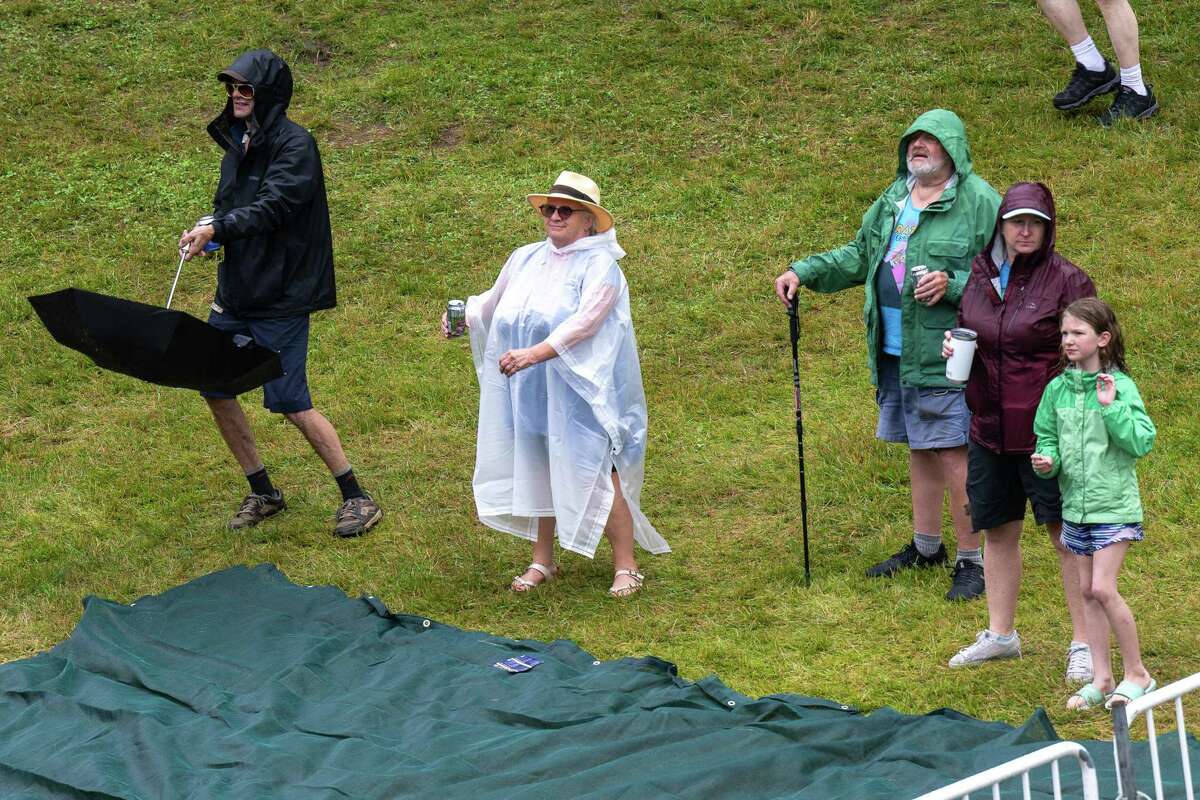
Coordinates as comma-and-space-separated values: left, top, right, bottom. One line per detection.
1033, 369, 1156, 524
790, 109, 1000, 388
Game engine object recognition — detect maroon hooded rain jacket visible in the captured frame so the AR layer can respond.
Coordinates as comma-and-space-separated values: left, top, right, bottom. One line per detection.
958, 182, 1095, 454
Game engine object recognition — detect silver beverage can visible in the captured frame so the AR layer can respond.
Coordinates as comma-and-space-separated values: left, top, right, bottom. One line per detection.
446, 299, 466, 337
195, 215, 221, 252
910, 264, 928, 292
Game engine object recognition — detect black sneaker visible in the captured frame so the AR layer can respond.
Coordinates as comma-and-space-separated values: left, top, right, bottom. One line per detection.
228, 491, 286, 530
333, 494, 383, 538
945, 559, 985, 601
865, 542, 947, 578
1052, 60, 1119, 111
1097, 85, 1159, 127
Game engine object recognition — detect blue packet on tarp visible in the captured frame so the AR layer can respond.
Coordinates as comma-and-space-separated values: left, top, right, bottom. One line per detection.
494, 655, 542, 673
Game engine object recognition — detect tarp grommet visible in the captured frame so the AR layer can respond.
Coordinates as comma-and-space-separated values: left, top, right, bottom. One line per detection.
726, 700, 736, 707
422, 619, 431, 628
592, 660, 601, 666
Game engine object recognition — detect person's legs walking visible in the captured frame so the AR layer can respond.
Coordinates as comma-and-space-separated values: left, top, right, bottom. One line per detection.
1094, 0, 1158, 123
1039, 0, 1121, 110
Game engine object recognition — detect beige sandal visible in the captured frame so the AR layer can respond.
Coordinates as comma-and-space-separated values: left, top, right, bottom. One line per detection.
510, 562, 560, 593
608, 569, 645, 598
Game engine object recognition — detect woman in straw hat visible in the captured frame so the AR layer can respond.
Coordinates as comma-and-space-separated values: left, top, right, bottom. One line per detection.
443, 171, 668, 596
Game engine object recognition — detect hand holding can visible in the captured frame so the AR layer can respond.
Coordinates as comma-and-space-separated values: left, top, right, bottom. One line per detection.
194, 215, 222, 253
445, 299, 466, 338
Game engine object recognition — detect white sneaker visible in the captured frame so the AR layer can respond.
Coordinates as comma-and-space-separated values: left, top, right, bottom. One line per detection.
949, 630, 1022, 667
1065, 641, 1094, 685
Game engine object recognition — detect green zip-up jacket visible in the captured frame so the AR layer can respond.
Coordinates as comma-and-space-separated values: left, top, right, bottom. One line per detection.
1033, 369, 1156, 524
790, 109, 1000, 388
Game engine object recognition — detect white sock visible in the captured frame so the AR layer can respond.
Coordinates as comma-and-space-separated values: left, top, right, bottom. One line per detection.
1069, 35, 1107, 72
1120, 64, 1148, 95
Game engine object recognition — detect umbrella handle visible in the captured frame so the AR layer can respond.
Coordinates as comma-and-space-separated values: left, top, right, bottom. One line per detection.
166, 246, 188, 309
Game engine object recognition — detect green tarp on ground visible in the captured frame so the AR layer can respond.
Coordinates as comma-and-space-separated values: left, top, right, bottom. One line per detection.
0, 564, 1190, 799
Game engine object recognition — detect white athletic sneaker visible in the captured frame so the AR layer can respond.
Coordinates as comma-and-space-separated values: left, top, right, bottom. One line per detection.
949, 630, 1022, 667
1065, 641, 1094, 685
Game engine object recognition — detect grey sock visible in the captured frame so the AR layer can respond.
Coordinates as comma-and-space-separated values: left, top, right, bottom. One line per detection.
913, 532, 943, 558
990, 630, 1017, 643
954, 547, 983, 566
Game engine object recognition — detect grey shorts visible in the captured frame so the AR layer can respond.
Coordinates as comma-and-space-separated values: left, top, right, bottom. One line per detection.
875, 355, 969, 450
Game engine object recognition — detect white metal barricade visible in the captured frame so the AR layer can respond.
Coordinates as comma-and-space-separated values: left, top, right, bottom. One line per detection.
1113, 671, 1200, 800
913, 741, 1101, 800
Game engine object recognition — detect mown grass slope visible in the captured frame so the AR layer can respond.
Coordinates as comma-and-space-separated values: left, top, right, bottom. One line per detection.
1, 0, 1197, 743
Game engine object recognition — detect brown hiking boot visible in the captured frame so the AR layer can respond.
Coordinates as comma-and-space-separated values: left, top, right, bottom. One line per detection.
228, 491, 286, 530
333, 494, 382, 538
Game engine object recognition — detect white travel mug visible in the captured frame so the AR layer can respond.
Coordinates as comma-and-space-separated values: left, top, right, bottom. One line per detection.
945, 328, 978, 383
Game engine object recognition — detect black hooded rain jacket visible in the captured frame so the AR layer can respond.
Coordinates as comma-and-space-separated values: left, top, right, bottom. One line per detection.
206, 50, 335, 319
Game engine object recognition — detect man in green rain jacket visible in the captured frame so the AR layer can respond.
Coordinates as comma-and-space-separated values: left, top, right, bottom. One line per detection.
774, 109, 1000, 600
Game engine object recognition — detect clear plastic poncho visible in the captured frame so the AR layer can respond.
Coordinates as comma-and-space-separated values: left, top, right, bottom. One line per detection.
466, 229, 668, 558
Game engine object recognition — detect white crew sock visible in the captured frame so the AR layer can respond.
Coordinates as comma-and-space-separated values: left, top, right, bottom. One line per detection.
1120, 64, 1148, 95
1069, 35, 1107, 72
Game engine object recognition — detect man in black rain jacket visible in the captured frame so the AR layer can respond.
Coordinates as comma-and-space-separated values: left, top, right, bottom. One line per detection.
179, 49, 382, 538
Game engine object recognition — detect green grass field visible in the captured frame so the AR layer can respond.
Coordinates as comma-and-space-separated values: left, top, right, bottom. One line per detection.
2, 0, 1197, 745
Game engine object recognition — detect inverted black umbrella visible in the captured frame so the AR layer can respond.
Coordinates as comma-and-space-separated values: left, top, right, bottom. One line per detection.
787, 300, 812, 586
29, 251, 282, 395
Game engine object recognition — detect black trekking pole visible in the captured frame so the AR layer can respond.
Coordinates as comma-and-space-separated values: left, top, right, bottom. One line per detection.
787, 297, 812, 586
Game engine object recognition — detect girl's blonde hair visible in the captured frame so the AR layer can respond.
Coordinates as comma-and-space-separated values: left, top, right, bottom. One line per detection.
1062, 297, 1129, 373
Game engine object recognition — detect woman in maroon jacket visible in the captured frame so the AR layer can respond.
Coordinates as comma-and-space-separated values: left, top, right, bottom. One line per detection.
944, 182, 1096, 678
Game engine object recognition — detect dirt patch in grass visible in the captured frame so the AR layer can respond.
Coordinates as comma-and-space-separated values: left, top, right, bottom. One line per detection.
295, 39, 333, 67
433, 122, 464, 150
322, 122, 393, 148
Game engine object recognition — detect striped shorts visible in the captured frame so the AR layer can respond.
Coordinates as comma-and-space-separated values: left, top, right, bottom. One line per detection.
1060, 520, 1144, 556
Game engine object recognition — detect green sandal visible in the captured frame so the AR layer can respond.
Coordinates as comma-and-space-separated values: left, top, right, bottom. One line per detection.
1067, 683, 1108, 711
1106, 678, 1157, 710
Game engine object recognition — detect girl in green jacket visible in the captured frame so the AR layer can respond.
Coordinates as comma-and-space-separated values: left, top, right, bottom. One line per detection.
1031, 298, 1157, 711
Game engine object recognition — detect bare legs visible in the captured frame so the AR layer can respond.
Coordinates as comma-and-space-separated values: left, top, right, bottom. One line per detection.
283, 409, 351, 475
1038, 0, 1141, 69
909, 445, 979, 552
982, 521, 1022, 635
512, 471, 640, 593
1077, 542, 1151, 692
207, 398, 352, 481
982, 519, 1087, 639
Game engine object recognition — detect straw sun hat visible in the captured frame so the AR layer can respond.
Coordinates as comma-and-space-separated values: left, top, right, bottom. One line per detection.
526, 171, 614, 233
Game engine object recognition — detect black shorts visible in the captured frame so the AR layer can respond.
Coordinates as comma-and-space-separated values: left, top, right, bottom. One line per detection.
966, 439, 1062, 530
200, 308, 313, 414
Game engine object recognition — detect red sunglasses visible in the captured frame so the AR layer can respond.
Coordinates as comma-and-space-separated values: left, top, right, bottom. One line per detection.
224, 82, 255, 99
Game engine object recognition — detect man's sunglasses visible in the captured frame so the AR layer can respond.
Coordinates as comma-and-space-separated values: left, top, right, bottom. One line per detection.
224, 82, 255, 99
539, 203, 583, 220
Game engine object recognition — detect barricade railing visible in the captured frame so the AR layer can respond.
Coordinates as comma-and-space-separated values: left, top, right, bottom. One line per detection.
913, 741, 1101, 800
1113, 671, 1200, 800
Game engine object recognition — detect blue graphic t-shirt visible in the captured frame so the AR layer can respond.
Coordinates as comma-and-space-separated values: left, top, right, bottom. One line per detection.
876, 196, 922, 356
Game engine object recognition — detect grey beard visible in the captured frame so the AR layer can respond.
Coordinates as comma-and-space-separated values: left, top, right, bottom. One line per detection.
907, 155, 948, 179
